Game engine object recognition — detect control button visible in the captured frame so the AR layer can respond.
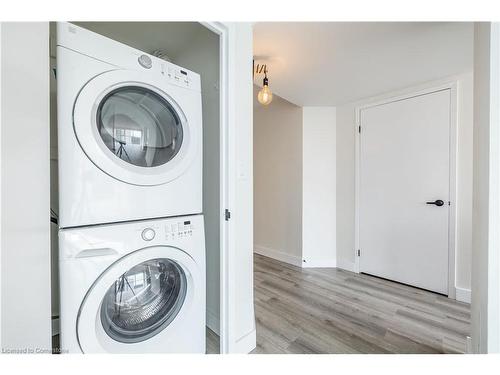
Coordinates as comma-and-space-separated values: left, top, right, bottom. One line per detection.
138, 54, 152, 69
141, 228, 155, 241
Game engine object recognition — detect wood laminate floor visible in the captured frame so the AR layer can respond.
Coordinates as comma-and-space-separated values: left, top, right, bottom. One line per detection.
251, 254, 470, 354
206, 327, 220, 354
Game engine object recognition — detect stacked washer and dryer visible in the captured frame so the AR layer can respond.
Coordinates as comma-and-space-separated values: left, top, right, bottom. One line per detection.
56, 23, 206, 353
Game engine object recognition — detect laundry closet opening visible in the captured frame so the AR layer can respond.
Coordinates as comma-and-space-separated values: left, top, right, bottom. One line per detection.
49, 22, 222, 353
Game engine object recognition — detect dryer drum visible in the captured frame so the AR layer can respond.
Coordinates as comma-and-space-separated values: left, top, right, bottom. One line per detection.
100, 258, 187, 343
96, 86, 183, 169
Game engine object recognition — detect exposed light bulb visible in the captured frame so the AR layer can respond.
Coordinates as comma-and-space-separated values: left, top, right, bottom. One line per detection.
257, 84, 273, 105
257, 73, 273, 106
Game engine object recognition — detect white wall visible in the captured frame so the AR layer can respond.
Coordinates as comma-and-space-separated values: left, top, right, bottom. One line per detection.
456, 73, 474, 295
254, 102, 337, 269
253, 87, 303, 266
336, 74, 474, 299
1, 22, 52, 352
472, 22, 500, 354
173, 26, 221, 336
302, 107, 336, 267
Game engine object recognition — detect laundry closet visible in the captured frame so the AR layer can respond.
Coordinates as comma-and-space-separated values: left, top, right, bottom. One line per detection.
49, 22, 222, 353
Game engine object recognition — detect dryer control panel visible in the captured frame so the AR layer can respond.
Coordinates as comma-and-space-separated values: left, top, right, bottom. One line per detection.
56, 23, 201, 93
160, 63, 195, 90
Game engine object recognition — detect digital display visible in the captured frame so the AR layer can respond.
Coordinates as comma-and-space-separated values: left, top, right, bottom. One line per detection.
184, 221, 191, 225
180, 70, 187, 76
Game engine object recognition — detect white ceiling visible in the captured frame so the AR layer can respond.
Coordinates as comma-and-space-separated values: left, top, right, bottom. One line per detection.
253, 22, 474, 106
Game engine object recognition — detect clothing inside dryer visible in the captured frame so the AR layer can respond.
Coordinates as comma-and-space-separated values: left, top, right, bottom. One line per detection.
97, 86, 183, 168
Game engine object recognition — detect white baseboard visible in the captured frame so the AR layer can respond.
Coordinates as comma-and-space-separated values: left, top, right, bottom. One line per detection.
233, 328, 256, 353
206, 308, 220, 335
336, 257, 356, 272
254, 245, 303, 267
302, 258, 336, 268
455, 287, 471, 303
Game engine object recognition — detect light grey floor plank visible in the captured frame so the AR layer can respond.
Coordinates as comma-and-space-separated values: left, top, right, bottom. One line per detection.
252, 253, 470, 354
206, 327, 220, 354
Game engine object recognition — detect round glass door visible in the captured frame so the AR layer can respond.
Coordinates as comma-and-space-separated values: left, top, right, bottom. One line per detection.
96, 86, 183, 168
74, 70, 198, 186
100, 258, 187, 343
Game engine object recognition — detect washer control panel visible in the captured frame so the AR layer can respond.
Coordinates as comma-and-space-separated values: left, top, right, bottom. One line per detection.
166, 220, 194, 239
139, 219, 195, 242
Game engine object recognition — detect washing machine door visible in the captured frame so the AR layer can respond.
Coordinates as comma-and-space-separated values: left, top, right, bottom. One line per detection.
73, 70, 198, 186
77, 246, 200, 353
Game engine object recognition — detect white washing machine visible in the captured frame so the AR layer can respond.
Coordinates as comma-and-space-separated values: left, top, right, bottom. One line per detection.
59, 214, 206, 353
57, 22, 203, 228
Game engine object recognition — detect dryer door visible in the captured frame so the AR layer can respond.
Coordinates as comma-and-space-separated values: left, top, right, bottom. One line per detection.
77, 246, 201, 353
73, 70, 199, 186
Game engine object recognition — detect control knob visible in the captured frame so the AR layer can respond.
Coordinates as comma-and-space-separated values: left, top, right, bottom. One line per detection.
141, 228, 155, 241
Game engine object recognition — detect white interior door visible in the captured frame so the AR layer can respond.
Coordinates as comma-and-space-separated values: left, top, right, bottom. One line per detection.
359, 89, 451, 295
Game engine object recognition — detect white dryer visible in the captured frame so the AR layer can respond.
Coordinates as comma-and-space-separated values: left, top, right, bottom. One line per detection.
59, 215, 206, 353
57, 23, 202, 228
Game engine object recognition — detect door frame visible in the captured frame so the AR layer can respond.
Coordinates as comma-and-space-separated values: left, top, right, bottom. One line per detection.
200, 21, 233, 354
354, 80, 458, 299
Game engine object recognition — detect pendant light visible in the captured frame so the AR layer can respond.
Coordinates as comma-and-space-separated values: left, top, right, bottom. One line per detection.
254, 61, 273, 106
257, 71, 273, 106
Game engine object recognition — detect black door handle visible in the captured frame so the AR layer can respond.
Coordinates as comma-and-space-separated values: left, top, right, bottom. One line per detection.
426, 199, 445, 206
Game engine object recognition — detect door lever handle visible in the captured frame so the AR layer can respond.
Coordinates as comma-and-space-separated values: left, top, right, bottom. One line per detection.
426, 199, 445, 207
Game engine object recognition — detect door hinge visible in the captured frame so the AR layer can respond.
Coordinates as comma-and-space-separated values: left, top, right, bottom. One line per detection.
357, 249, 361, 257
224, 209, 231, 221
